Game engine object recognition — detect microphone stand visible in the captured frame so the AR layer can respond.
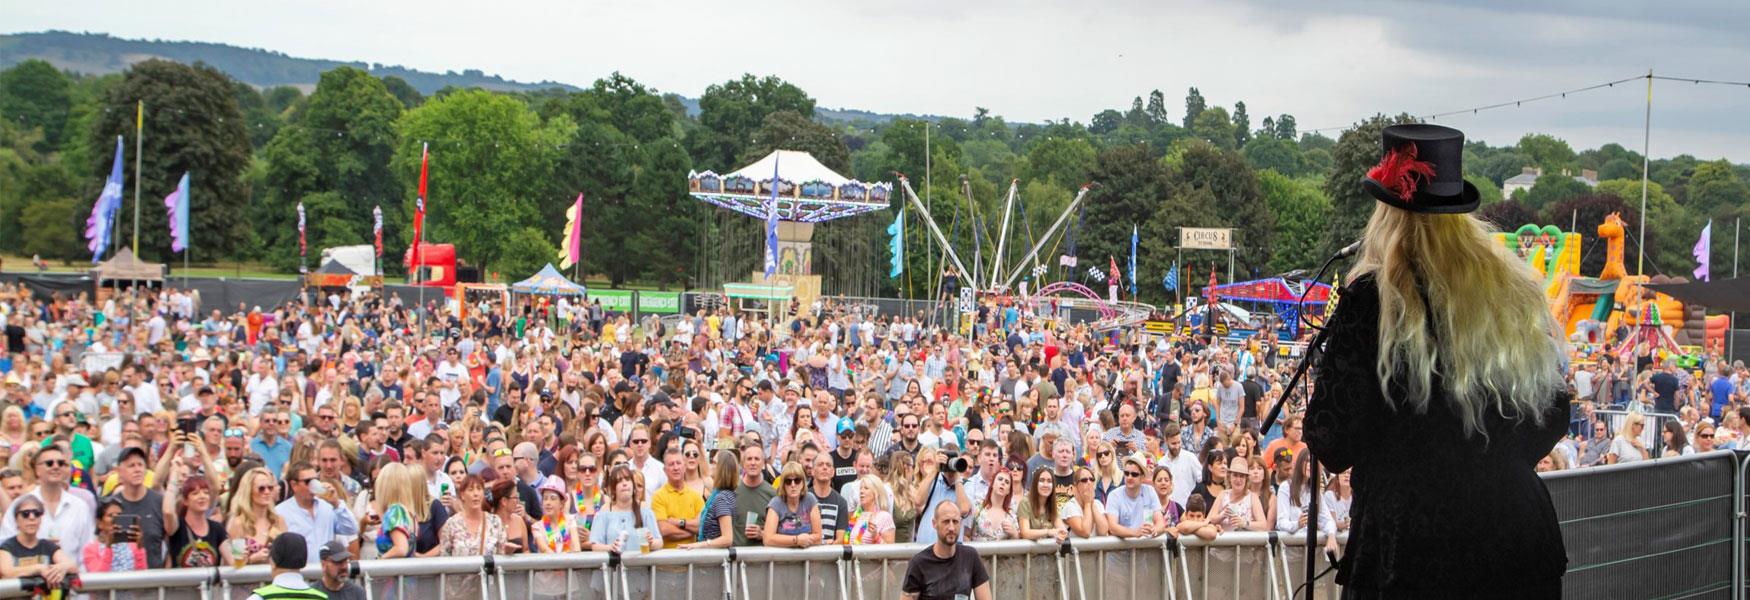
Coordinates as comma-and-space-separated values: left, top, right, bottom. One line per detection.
1259, 244, 1352, 599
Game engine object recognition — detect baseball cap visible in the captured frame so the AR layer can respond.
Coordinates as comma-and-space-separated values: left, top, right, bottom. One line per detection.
118, 446, 150, 465
835, 418, 854, 435
319, 540, 352, 562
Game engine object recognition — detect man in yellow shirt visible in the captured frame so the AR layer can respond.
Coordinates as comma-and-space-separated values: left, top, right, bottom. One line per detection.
650, 446, 703, 549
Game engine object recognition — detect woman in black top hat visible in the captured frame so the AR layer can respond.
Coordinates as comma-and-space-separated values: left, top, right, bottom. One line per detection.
1306, 123, 1570, 599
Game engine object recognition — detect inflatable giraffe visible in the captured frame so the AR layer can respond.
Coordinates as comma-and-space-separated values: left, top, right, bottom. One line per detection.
1596, 212, 1627, 281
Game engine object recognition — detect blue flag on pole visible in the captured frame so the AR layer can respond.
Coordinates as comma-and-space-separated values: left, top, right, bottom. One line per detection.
85, 136, 125, 263
764, 154, 780, 277
888, 209, 905, 278
1129, 224, 1138, 296
1163, 262, 1178, 291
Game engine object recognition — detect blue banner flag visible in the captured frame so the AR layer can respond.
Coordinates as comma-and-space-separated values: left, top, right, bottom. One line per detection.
764, 154, 780, 277
888, 209, 905, 278
1163, 262, 1178, 291
85, 136, 125, 263
1129, 224, 1138, 296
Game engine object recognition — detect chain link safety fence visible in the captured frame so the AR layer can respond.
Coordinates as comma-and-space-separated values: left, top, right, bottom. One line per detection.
0, 451, 1740, 600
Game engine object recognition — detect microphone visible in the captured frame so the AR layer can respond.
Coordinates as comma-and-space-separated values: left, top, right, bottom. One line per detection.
1334, 238, 1364, 259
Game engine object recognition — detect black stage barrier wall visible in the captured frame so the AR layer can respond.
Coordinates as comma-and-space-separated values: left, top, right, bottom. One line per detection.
1544, 450, 1741, 599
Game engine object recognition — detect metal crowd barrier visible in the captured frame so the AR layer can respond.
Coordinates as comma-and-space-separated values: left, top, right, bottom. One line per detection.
7, 450, 1743, 599
2, 533, 1337, 600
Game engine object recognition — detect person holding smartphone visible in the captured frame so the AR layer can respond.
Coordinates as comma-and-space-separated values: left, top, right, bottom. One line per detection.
82, 499, 147, 572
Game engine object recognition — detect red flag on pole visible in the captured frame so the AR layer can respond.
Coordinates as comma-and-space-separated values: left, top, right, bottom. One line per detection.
413, 143, 428, 263
1206, 263, 1218, 303
1108, 255, 1121, 290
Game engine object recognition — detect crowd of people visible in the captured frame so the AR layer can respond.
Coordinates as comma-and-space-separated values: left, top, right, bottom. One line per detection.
0, 279, 1742, 594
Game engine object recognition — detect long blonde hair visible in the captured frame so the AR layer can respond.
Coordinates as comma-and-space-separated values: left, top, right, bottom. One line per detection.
373, 462, 432, 523
227, 468, 287, 538
1353, 204, 1565, 437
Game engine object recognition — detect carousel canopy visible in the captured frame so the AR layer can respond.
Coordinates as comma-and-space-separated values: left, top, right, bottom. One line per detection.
688, 150, 891, 223
1210, 277, 1332, 304
511, 264, 587, 296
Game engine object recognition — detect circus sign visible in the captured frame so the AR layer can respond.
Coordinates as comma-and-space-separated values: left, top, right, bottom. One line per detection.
1180, 227, 1233, 250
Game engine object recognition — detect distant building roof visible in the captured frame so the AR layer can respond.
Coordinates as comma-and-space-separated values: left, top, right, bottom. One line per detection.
1504, 173, 1540, 186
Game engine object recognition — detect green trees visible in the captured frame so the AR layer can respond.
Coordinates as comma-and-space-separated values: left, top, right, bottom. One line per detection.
259, 67, 405, 270
86, 59, 253, 261
689, 74, 815, 171
1257, 171, 1329, 274
540, 73, 699, 286
1522, 174, 1592, 213
392, 88, 572, 275
0, 60, 73, 151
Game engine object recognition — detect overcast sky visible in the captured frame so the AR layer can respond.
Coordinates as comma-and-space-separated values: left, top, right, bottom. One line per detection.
10, 0, 1749, 162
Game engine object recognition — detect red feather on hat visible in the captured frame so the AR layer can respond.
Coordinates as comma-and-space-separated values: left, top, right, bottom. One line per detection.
1368, 143, 1437, 201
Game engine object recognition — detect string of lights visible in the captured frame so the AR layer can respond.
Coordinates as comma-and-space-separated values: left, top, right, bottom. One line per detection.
1302, 73, 1750, 134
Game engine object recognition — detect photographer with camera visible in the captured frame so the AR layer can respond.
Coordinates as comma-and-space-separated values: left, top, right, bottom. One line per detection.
911, 449, 972, 545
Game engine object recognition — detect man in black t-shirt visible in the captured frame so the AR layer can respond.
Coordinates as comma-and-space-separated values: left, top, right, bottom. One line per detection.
1650, 361, 1681, 414
108, 446, 167, 568
901, 502, 991, 600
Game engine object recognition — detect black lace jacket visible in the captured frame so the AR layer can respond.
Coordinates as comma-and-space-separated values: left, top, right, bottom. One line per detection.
1306, 274, 1570, 599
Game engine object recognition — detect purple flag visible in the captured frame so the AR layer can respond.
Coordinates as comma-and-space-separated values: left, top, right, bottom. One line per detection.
85, 136, 125, 263
1693, 220, 1711, 281
764, 153, 780, 277
164, 172, 190, 253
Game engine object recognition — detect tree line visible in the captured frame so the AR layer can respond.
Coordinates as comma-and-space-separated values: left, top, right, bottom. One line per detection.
1, 58, 1744, 300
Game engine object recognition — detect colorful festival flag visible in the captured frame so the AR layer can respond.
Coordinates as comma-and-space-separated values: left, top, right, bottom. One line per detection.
413, 142, 429, 263
297, 202, 307, 257
1163, 262, 1179, 291
1128, 225, 1138, 296
372, 205, 383, 257
764, 154, 781, 277
559, 193, 584, 270
85, 136, 125, 263
1693, 220, 1711, 282
163, 172, 190, 253
887, 209, 905, 278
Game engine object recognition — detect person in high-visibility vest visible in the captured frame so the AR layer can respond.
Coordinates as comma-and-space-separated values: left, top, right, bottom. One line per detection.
246, 533, 326, 600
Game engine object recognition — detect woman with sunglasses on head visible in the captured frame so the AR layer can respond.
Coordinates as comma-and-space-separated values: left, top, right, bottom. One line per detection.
762, 461, 821, 548
588, 465, 661, 553
0, 494, 76, 589
225, 466, 285, 565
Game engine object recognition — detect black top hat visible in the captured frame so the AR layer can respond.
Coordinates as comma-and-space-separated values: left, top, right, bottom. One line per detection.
1362, 124, 1480, 214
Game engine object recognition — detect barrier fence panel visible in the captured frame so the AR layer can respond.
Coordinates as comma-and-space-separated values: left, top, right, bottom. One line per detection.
1543, 449, 1741, 600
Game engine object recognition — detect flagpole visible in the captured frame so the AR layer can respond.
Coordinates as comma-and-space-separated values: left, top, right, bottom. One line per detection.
1637, 69, 1652, 276
1732, 217, 1740, 361
133, 100, 143, 256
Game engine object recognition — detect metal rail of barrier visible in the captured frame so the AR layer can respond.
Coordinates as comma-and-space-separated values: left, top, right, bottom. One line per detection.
1, 533, 1337, 600
7, 450, 1744, 599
